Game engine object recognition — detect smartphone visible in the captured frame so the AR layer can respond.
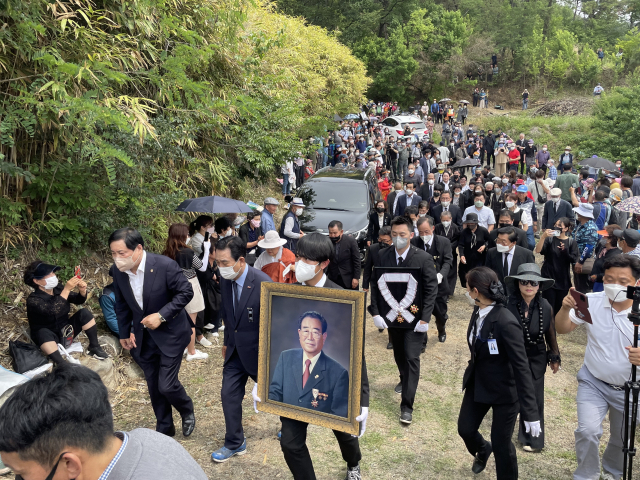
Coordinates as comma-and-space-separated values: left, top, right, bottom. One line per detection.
549, 230, 560, 237
204, 232, 210, 242
570, 288, 592, 324
74, 266, 81, 279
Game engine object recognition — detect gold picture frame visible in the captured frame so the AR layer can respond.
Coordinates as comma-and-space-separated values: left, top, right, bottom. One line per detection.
257, 282, 366, 435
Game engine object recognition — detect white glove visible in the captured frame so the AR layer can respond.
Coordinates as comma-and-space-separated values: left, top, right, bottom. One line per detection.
353, 407, 369, 438
251, 383, 261, 413
525, 420, 541, 437
414, 321, 429, 333
373, 315, 388, 330
202, 240, 211, 252
436, 273, 443, 284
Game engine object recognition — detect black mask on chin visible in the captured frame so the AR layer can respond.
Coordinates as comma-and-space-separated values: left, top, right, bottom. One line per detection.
330, 235, 341, 244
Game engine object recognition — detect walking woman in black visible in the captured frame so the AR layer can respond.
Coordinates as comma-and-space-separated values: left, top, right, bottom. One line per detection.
534, 216, 579, 315
505, 263, 560, 453
457, 267, 540, 479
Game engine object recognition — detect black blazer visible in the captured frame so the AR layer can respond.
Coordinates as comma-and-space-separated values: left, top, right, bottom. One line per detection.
541, 199, 576, 230
434, 222, 460, 253
488, 226, 529, 250
386, 190, 402, 215
238, 222, 263, 253
485, 245, 535, 283
370, 245, 438, 325
394, 194, 423, 217
463, 304, 539, 420
326, 234, 362, 288
419, 183, 436, 203
363, 242, 387, 290
220, 266, 273, 376
411, 235, 453, 295
367, 211, 391, 243
112, 252, 193, 358
430, 203, 462, 227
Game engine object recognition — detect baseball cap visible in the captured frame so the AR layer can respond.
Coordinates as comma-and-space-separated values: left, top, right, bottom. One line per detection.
613, 229, 640, 247
517, 185, 528, 193
32, 262, 61, 279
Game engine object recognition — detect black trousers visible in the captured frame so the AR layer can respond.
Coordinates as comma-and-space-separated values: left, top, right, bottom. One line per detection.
133, 329, 193, 433
518, 369, 545, 449
433, 295, 449, 337
457, 382, 520, 480
280, 416, 361, 480
221, 350, 256, 449
32, 308, 94, 347
486, 150, 496, 169
448, 254, 458, 295
389, 328, 426, 413
542, 287, 569, 316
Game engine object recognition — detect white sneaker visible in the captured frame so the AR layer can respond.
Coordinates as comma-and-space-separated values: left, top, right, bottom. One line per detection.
211, 332, 220, 337
198, 336, 213, 348
67, 356, 81, 365
218, 325, 225, 332
186, 349, 209, 361
204, 323, 215, 330
183, 348, 188, 357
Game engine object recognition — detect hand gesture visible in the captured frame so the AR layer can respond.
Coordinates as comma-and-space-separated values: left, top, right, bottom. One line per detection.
251, 383, 261, 413
460, 256, 467, 264
569, 187, 575, 193
575, 263, 583, 274
141, 313, 162, 330
562, 288, 578, 311
65, 276, 81, 291
351, 279, 359, 289
558, 241, 565, 251
477, 245, 486, 253
120, 332, 137, 350
202, 240, 211, 251
550, 361, 560, 374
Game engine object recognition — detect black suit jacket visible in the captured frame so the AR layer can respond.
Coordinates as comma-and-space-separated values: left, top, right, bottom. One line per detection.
485, 245, 535, 283
419, 183, 436, 203
431, 203, 462, 227
367, 212, 391, 243
112, 252, 193, 358
434, 223, 460, 252
394, 194, 423, 217
220, 266, 273, 376
386, 190, 402, 215
411, 235, 453, 295
463, 304, 539, 420
370, 245, 438, 325
541, 199, 575, 230
488, 226, 529, 250
326, 234, 361, 288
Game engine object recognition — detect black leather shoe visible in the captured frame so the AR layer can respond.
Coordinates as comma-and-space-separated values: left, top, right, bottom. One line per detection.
158, 424, 175, 437
386, 342, 393, 350
472, 442, 492, 474
399, 411, 412, 425
438, 334, 447, 343
394, 382, 402, 394
378, 328, 384, 333
182, 413, 196, 437
421, 346, 426, 354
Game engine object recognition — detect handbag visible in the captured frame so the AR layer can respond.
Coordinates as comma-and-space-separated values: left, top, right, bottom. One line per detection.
575, 257, 595, 276
9, 340, 48, 374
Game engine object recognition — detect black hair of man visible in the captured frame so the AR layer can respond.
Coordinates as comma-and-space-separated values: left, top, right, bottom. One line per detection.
391, 215, 414, 231
379, 226, 392, 237
298, 310, 328, 334
579, 169, 590, 180
405, 181, 416, 189
417, 216, 434, 228
214, 216, 232, 235
215, 235, 246, 260
108, 227, 144, 249
594, 190, 606, 202
535, 169, 545, 179
418, 200, 429, 210
622, 176, 633, 188
497, 227, 518, 243
246, 211, 258, 221
296, 233, 335, 263
434, 184, 444, 193
404, 205, 419, 218
0, 365, 113, 467
603, 254, 640, 279
473, 191, 485, 200
563, 163, 572, 171
440, 190, 451, 198
499, 209, 515, 220
328, 220, 343, 231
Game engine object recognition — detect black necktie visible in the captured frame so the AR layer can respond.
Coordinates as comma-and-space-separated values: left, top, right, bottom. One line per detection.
503, 253, 509, 277
470, 310, 480, 353
233, 282, 241, 314
398, 256, 404, 266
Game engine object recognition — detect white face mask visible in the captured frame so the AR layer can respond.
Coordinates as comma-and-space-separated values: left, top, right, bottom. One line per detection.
441, 201, 450, 208
219, 259, 241, 280
220, 229, 232, 238
427, 179, 434, 185
421, 235, 433, 244
408, 170, 415, 175
564, 150, 569, 154
392, 236, 409, 250
44, 275, 59, 290
496, 244, 511, 253
505, 201, 515, 208
502, 179, 508, 184
406, 189, 413, 195
294, 208, 303, 216
603, 283, 628, 303
419, 213, 426, 217
551, 197, 560, 203
295, 260, 320, 283
465, 291, 477, 306
543, 147, 547, 151
442, 221, 451, 228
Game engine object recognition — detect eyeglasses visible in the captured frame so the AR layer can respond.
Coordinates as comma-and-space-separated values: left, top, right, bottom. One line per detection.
519, 280, 539, 287
300, 330, 322, 339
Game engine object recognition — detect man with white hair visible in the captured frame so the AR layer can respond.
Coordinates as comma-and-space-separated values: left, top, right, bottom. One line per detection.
541, 188, 575, 230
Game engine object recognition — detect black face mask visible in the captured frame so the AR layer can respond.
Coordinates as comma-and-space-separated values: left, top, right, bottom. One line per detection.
376, 207, 385, 213
453, 175, 459, 181
434, 192, 441, 198
499, 223, 512, 228
380, 242, 391, 248
330, 235, 341, 244
553, 227, 562, 233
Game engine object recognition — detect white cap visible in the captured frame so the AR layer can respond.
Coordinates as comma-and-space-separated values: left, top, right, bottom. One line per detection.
292, 197, 305, 207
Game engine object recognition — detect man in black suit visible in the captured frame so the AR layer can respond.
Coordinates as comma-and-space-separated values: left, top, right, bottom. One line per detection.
541, 188, 575, 230
488, 210, 529, 249
386, 182, 404, 215
412, 217, 453, 345
484, 227, 535, 284
419, 172, 437, 204
435, 210, 460, 295
363, 226, 392, 292
326, 220, 361, 290
431, 190, 462, 227
394, 181, 422, 217
211, 236, 272, 462
109, 228, 195, 438
370, 217, 438, 425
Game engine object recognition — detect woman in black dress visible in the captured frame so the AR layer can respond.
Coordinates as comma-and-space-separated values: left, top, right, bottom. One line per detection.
535, 216, 579, 314
505, 263, 560, 453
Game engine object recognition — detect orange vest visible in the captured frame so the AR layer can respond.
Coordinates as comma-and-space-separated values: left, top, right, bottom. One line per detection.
261, 247, 297, 283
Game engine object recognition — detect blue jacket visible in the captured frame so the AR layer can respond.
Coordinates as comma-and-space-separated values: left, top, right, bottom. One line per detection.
269, 349, 349, 418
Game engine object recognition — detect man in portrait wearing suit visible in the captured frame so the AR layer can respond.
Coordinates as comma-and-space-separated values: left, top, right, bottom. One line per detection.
370, 216, 438, 425
412, 217, 453, 346
269, 311, 349, 416
326, 220, 361, 290
394, 181, 422, 217
210, 236, 272, 463
434, 210, 460, 296
431, 190, 462, 227
541, 187, 575, 230
484, 227, 535, 284
109, 228, 196, 438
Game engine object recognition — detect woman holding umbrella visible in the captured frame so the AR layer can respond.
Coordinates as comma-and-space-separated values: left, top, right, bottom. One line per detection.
505, 263, 560, 453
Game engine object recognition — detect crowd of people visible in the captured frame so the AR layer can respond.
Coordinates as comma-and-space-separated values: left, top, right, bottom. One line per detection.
7, 103, 640, 480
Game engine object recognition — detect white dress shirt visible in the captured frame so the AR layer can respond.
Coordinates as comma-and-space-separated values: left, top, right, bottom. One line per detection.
395, 247, 410, 265
125, 250, 147, 310
468, 304, 495, 345
303, 351, 322, 375
302, 273, 327, 288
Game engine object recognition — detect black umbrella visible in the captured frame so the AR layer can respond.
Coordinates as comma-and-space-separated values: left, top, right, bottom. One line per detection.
333, 114, 343, 122
450, 157, 481, 168
579, 156, 617, 171
176, 196, 253, 214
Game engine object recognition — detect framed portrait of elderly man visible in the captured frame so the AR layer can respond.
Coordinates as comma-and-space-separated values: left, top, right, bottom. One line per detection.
257, 282, 366, 435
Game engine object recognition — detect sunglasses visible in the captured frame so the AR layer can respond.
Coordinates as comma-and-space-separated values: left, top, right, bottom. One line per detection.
519, 280, 539, 287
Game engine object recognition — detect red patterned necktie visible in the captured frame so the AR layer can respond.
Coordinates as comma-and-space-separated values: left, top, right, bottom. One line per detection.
302, 359, 311, 388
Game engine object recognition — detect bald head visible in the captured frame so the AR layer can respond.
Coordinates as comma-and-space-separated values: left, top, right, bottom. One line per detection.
394, 182, 403, 191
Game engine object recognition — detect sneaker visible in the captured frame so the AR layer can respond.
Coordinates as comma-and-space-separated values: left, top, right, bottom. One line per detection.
211, 332, 220, 337
198, 336, 213, 348
345, 464, 362, 480
211, 438, 247, 463
218, 325, 225, 332
67, 356, 81, 365
87, 345, 109, 360
523, 445, 540, 453
399, 411, 412, 425
204, 323, 215, 330
183, 348, 188, 357
186, 349, 209, 361
394, 382, 402, 394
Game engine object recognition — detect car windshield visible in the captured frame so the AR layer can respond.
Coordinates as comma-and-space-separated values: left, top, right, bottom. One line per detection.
401, 122, 426, 130
381, 118, 398, 126
299, 182, 369, 211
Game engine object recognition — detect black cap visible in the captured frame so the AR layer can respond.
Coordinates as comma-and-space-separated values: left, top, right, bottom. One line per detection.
33, 262, 61, 279
465, 213, 479, 224
614, 229, 640, 247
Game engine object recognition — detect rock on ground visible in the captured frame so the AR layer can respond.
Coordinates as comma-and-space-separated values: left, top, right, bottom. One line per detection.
80, 356, 118, 390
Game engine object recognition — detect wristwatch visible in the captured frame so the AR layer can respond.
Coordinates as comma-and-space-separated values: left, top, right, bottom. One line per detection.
159, 314, 167, 323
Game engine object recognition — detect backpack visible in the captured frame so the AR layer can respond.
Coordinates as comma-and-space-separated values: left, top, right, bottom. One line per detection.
592, 202, 608, 230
